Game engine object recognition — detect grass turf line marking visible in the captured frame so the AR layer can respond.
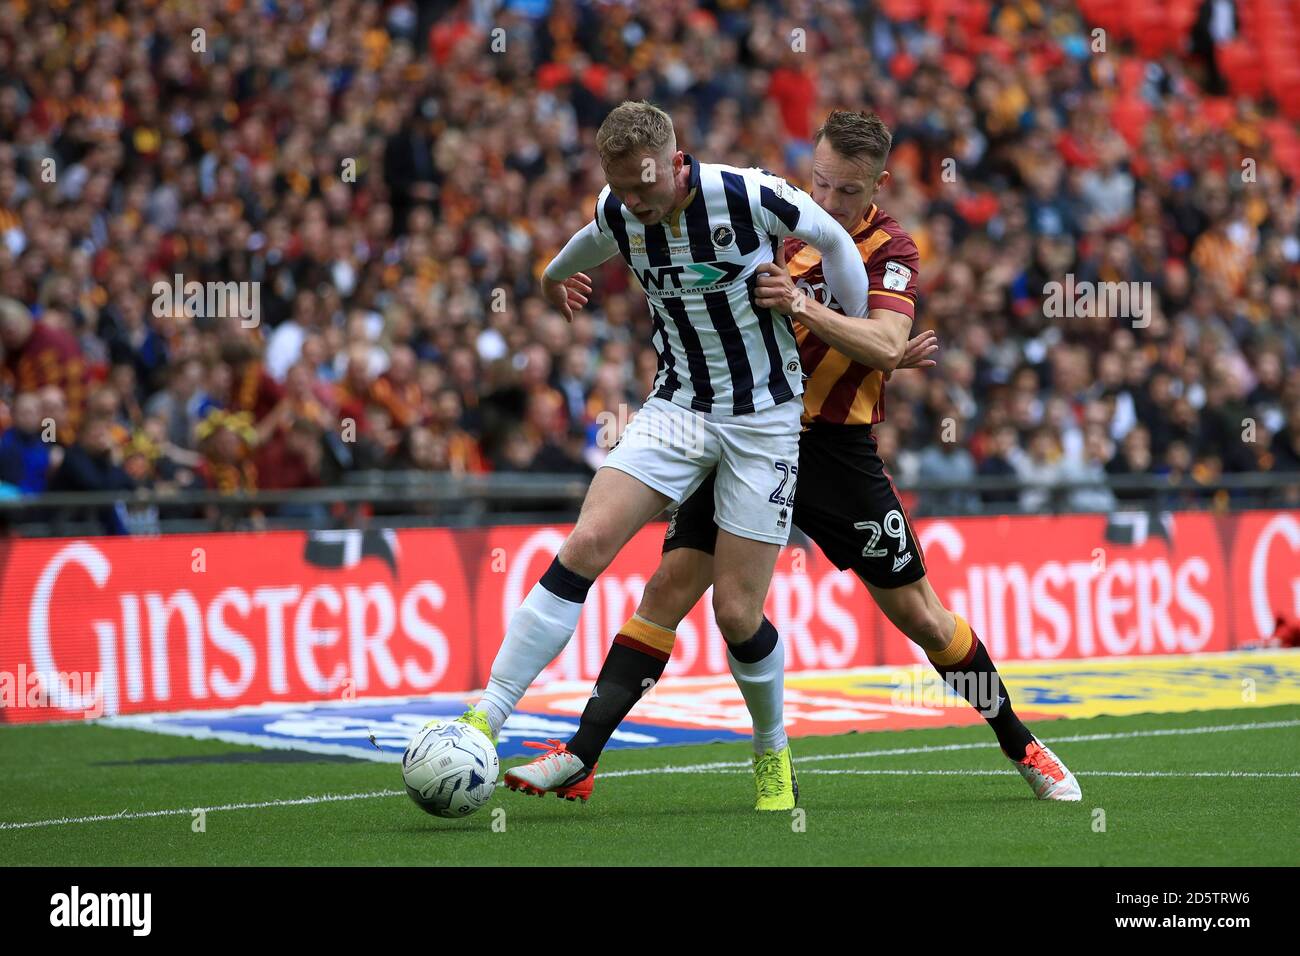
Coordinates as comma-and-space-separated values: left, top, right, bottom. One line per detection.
6, 767, 1297, 833
607, 768, 1300, 779
2, 718, 1296, 832
599, 718, 1300, 777
791, 770, 1300, 779
0, 789, 403, 832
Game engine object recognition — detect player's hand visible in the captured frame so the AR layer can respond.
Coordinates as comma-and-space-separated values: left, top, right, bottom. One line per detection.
541, 272, 592, 323
754, 243, 803, 315
885, 329, 939, 380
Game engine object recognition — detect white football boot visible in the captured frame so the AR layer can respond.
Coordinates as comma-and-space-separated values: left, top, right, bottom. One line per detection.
1008, 738, 1082, 801
503, 739, 596, 801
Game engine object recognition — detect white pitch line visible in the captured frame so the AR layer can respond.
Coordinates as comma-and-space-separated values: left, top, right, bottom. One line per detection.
2, 718, 1297, 832
775, 769, 1300, 779
599, 718, 1300, 778
0, 789, 403, 832
611, 768, 1300, 779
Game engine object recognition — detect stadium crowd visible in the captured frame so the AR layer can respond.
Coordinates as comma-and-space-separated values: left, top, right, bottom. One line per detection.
0, 0, 1297, 531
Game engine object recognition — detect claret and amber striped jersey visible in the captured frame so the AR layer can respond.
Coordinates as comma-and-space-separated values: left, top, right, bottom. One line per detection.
784, 204, 919, 426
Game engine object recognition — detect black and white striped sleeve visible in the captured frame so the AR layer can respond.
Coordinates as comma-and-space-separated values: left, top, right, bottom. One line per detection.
757, 172, 869, 319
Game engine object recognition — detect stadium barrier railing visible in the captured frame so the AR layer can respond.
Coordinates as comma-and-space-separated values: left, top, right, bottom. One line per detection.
0, 471, 1297, 537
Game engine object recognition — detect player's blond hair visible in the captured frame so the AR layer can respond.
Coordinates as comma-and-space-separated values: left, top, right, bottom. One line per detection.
596, 101, 676, 165
813, 110, 893, 171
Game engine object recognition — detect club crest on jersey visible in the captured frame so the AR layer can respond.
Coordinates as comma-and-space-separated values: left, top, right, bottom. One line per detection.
883, 261, 911, 291
711, 224, 735, 248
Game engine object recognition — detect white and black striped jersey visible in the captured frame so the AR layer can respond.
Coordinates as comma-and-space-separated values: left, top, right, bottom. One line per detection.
547, 155, 870, 417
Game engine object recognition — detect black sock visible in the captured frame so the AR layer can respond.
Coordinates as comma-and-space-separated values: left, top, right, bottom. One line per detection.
727, 616, 778, 663
539, 555, 594, 602
930, 626, 1034, 760
567, 620, 673, 767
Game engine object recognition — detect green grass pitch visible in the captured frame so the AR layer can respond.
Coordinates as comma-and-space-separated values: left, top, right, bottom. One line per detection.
2, 704, 1296, 866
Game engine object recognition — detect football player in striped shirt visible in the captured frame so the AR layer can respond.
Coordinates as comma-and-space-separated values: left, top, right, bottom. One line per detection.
508, 111, 1080, 808
447, 102, 872, 775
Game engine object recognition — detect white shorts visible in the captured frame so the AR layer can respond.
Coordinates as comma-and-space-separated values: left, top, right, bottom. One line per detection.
601, 396, 801, 545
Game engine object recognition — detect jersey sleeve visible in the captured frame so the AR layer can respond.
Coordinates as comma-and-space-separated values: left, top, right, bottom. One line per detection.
544, 215, 620, 280
755, 171, 870, 319
865, 233, 920, 320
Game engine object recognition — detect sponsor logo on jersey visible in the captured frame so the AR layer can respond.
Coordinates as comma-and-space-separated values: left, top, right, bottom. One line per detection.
635, 261, 746, 295
883, 261, 911, 291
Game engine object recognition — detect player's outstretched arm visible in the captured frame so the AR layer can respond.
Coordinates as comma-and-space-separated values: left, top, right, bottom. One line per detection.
754, 243, 911, 370
542, 218, 619, 321
758, 175, 870, 320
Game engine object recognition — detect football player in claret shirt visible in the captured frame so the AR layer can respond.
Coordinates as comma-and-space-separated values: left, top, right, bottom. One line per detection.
505, 111, 1081, 809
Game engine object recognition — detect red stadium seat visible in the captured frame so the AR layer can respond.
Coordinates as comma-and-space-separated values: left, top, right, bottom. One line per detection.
955, 0, 990, 34
890, 50, 919, 83
879, 0, 925, 22
1198, 97, 1236, 131
942, 52, 976, 89
1110, 95, 1152, 147
1117, 58, 1146, 94
1133, 3, 1181, 58
1217, 41, 1266, 99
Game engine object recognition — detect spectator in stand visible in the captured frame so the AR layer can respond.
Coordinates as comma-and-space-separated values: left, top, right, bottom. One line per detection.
1107, 424, 1157, 503
1268, 403, 1300, 508
48, 412, 135, 534
430, 387, 486, 474
916, 415, 980, 516
391, 424, 448, 473
1017, 425, 1063, 514
0, 297, 87, 438
144, 357, 207, 452
370, 344, 425, 430
0, 392, 57, 493
977, 423, 1023, 508
195, 409, 259, 495
255, 416, 327, 521
265, 290, 322, 384
1062, 426, 1118, 513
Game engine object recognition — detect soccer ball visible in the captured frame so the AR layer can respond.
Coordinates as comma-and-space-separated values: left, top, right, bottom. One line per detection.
402, 720, 499, 818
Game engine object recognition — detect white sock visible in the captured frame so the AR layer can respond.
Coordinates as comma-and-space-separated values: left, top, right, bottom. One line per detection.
728, 631, 788, 756
475, 577, 587, 737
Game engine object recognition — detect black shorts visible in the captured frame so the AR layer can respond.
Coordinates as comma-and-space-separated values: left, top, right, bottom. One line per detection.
662, 423, 928, 589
